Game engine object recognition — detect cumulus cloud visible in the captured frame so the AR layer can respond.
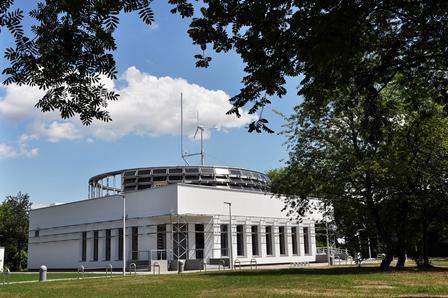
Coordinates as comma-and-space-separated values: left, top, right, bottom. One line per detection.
0, 135, 39, 159
0, 66, 255, 148
0, 143, 17, 159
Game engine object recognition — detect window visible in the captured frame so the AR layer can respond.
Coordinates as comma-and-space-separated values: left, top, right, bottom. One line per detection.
132, 227, 138, 260
220, 225, 229, 257
236, 225, 245, 256
303, 227, 310, 255
251, 226, 259, 256
157, 224, 166, 259
291, 227, 298, 255
279, 226, 286, 255
195, 224, 205, 259
105, 229, 111, 261
118, 228, 123, 260
265, 226, 273, 256
81, 232, 87, 261
34, 230, 40, 237
93, 230, 99, 261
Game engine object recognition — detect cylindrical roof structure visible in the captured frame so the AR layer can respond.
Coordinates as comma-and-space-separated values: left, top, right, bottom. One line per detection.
88, 166, 271, 198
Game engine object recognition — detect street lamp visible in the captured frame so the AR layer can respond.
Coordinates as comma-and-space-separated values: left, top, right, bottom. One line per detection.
224, 202, 233, 270
324, 204, 331, 266
120, 193, 126, 276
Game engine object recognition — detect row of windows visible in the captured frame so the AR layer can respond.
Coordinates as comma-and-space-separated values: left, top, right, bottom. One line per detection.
221, 225, 311, 257
80, 224, 311, 261
81, 227, 138, 262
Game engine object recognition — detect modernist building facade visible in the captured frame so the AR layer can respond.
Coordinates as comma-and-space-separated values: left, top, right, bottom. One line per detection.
28, 166, 316, 271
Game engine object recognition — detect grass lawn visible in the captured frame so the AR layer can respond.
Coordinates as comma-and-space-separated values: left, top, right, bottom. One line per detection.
1, 266, 448, 297
2, 272, 103, 283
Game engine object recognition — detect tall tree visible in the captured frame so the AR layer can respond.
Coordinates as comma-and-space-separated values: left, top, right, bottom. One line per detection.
0, 0, 193, 125
0, 192, 32, 271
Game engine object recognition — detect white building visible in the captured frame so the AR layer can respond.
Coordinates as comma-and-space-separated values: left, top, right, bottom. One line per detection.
28, 166, 316, 271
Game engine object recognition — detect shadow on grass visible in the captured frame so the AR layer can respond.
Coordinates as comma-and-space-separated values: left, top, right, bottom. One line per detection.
204, 266, 448, 277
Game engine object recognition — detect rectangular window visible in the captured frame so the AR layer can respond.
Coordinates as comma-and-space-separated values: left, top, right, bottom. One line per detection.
105, 229, 111, 261
220, 225, 229, 257
195, 224, 205, 259
35, 230, 40, 237
81, 232, 87, 261
132, 227, 138, 260
265, 226, 273, 256
236, 225, 244, 256
279, 226, 286, 255
118, 228, 123, 261
251, 226, 259, 256
156, 224, 166, 260
93, 230, 99, 261
303, 227, 310, 255
291, 227, 298, 255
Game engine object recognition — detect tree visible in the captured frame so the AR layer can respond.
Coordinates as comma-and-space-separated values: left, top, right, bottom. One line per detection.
177, 1, 448, 130
0, 192, 32, 271
268, 78, 448, 269
0, 0, 193, 125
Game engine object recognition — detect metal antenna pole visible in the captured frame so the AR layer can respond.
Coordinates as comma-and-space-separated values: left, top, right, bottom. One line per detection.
181, 93, 189, 165
200, 128, 204, 165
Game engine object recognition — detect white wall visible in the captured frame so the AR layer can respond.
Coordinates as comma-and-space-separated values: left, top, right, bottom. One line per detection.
177, 184, 287, 218
29, 185, 178, 230
28, 184, 316, 269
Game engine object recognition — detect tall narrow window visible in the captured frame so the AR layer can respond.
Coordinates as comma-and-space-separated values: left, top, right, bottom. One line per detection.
251, 226, 259, 256
105, 229, 111, 261
157, 224, 166, 260
236, 225, 245, 256
81, 232, 87, 261
220, 225, 229, 257
132, 227, 138, 260
303, 227, 310, 255
195, 224, 205, 259
279, 226, 286, 255
265, 226, 273, 256
118, 228, 123, 261
291, 227, 298, 255
93, 230, 99, 261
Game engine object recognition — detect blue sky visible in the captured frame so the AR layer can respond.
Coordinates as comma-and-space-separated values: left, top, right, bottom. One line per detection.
0, 1, 303, 205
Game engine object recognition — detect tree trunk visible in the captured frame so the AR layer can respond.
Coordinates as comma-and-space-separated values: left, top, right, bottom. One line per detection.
380, 249, 394, 270
396, 241, 406, 269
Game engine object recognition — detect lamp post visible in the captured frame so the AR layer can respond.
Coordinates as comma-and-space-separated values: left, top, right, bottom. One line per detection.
120, 193, 126, 276
324, 204, 331, 266
224, 202, 233, 270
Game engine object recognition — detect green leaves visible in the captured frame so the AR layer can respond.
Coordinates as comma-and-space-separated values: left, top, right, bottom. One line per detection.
0, 192, 32, 271
1, 0, 156, 125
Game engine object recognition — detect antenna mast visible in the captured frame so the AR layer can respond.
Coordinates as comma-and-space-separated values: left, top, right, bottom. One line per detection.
180, 93, 205, 166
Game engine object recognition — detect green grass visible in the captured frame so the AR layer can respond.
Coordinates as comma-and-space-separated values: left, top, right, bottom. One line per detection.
2, 272, 102, 283
1, 266, 448, 297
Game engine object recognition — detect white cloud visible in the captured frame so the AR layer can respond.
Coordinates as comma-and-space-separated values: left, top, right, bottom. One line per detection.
0, 135, 39, 159
0, 143, 18, 159
0, 66, 256, 147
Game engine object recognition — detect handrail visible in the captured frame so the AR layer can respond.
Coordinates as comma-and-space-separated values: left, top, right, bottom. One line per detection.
218, 260, 225, 270
200, 260, 207, 272
77, 265, 85, 279
129, 263, 137, 276
234, 259, 241, 270
250, 259, 257, 270
105, 264, 113, 278
152, 262, 160, 275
